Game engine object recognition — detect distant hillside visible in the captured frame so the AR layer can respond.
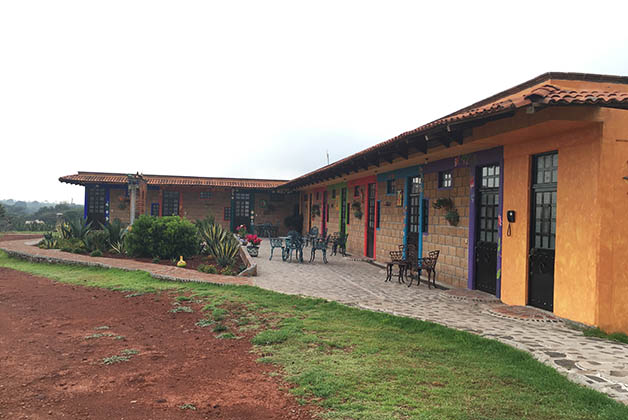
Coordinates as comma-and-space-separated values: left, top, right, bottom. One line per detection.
0, 200, 83, 231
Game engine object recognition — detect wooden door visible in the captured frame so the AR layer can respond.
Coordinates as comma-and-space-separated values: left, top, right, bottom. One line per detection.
528, 152, 558, 312
475, 165, 500, 295
366, 183, 376, 258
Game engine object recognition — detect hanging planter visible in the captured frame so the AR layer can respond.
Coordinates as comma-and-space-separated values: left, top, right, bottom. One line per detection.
432, 198, 459, 226
311, 204, 321, 218
351, 201, 363, 219
445, 209, 460, 226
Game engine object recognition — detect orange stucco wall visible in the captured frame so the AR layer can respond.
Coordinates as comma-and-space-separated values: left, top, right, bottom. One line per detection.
597, 108, 628, 333
501, 124, 603, 326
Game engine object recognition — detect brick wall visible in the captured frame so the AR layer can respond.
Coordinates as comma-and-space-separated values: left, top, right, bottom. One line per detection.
180, 188, 232, 230
375, 177, 405, 262
422, 167, 470, 288
253, 192, 299, 236
109, 188, 130, 224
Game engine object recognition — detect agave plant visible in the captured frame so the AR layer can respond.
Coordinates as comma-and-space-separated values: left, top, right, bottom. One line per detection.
99, 219, 126, 247
62, 217, 92, 241
39, 232, 58, 249
213, 239, 240, 267
198, 223, 240, 267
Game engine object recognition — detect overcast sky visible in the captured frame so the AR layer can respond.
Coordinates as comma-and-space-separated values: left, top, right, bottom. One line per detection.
1, 1, 627, 204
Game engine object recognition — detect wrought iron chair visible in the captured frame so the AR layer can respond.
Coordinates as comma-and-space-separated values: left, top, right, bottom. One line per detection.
408, 250, 440, 288
310, 235, 331, 263
385, 244, 417, 283
283, 231, 304, 263
305, 226, 319, 247
269, 237, 284, 261
331, 232, 348, 256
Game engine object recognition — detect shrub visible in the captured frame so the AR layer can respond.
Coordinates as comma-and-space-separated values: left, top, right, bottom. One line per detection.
84, 230, 109, 252
198, 264, 218, 274
90, 249, 103, 257
125, 215, 199, 260
58, 238, 87, 254
100, 219, 127, 248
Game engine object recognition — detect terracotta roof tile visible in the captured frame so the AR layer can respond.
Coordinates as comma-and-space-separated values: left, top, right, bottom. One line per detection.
284, 74, 628, 187
59, 173, 287, 189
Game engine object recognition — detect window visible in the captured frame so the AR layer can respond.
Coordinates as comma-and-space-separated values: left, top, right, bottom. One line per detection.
303, 194, 308, 201
354, 186, 360, 197
162, 191, 179, 216
480, 165, 500, 188
200, 191, 211, 199
376, 201, 381, 228
438, 170, 452, 188
150, 202, 160, 216
386, 179, 395, 194
331, 189, 336, 199
422, 199, 429, 233
224, 207, 231, 221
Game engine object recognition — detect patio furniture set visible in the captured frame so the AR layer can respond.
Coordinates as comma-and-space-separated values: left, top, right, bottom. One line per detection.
267, 226, 348, 264
385, 244, 440, 288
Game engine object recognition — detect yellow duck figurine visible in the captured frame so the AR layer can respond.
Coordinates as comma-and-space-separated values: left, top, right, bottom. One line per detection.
177, 256, 187, 268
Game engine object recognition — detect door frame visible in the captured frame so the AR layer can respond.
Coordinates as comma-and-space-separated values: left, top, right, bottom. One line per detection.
365, 182, 376, 258
467, 147, 504, 296
527, 151, 558, 312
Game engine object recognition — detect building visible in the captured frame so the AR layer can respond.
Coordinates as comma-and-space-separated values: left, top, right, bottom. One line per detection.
58, 172, 300, 235
60, 72, 628, 333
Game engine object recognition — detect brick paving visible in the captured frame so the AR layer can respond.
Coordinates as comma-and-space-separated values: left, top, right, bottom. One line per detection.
2, 237, 628, 404
252, 242, 628, 404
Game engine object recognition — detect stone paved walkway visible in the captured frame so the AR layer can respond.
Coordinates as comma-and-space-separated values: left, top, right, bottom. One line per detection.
252, 243, 628, 404
0, 239, 251, 286
2, 238, 628, 404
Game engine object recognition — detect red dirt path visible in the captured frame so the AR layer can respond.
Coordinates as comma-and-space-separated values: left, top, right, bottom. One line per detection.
0, 267, 314, 420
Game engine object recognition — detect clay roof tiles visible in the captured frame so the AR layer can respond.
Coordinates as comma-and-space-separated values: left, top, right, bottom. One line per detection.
59, 172, 287, 189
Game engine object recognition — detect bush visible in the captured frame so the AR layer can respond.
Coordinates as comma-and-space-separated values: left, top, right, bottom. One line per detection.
60, 217, 92, 241
100, 219, 127, 248
58, 238, 87, 254
198, 264, 218, 274
90, 249, 103, 257
125, 215, 199, 260
84, 230, 109, 253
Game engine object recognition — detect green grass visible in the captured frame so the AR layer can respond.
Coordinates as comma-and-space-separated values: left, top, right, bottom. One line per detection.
583, 327, 628, 345
1, 250, 627, 420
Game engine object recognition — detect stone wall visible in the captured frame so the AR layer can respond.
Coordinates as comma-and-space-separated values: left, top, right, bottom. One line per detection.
422, 167, 470, 288
375, 177, 406, 262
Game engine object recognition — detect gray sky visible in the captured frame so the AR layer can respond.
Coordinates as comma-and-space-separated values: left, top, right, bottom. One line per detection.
2, 0, 627, 204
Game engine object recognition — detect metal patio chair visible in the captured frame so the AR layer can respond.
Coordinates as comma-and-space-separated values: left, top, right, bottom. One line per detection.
310, 235, 331, 263
408, 250, 440, 288
385, 244, 416, 283
269, 237, 284, 261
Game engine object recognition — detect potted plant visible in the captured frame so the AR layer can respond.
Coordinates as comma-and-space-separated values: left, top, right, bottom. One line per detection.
245, 234, 262, 257
311, 204, 321, 218
351, 201, 363, 219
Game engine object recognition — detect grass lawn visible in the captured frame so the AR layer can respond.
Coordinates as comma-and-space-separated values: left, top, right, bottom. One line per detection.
1, 250, 627, 420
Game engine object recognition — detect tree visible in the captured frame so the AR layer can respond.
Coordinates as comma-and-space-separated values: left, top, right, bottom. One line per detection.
0, 203, 5, 218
